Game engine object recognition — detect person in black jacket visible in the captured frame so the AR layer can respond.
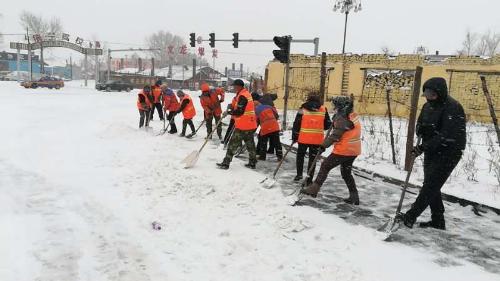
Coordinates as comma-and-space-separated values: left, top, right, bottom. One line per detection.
292, 94, 332, 184
397, 77, 466, 230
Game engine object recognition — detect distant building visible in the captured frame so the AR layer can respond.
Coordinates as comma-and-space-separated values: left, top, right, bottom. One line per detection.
0, 51, 42, 73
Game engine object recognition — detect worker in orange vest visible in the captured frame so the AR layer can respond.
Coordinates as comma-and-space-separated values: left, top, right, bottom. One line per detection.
301, 96, 362, 204
292, 94, 332, 185
149, 80, 164, 121
200, 83, 224, 140
162, 86, 180, 134
217, 79, 257, 169
255, 98, 283, 161
174, 90, 197, 138
137, 85, 153, 128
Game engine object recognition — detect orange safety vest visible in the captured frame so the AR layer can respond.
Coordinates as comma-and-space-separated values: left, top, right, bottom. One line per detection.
152, 85, 162, 103
234, 89, 257, 130
333, 113, 362, 156
137, 91, 152, 110
258, 107, 280, 136
298, 106, 326, 145
181, 94, 196, 119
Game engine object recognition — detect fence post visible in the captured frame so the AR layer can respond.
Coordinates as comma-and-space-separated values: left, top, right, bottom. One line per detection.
385, 86, 397, 165
319, 52, 327, 104
404, 66, 423, 171
480, 75, 500, 148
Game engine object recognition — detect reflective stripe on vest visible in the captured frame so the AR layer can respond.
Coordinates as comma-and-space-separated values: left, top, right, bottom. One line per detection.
181, 95, 196, 119
298, 106, 326, 145
333, 112, 362, 156
234, 89, 257, 130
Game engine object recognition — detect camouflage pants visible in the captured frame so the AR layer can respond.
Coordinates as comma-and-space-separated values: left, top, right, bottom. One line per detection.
223, 129, 257, 165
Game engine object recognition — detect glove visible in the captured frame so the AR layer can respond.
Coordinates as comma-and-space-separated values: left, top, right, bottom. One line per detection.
318, 145, 326, 153
411, 145, 424, 157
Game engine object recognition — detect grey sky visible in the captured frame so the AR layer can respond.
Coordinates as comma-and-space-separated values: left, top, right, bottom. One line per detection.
1, 0, 499, 73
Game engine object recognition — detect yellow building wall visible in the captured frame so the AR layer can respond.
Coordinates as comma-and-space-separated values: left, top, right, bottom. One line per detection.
265, 54, 500, 123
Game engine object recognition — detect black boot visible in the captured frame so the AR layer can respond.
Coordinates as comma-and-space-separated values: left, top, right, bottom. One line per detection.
245, 160, 256, 169
395, 212, 416, 229
300, 182, 320, 198
216, 159, 230, 170
293, 175, 303, 182
419, 214, 446, 230
343, 188, 360, 205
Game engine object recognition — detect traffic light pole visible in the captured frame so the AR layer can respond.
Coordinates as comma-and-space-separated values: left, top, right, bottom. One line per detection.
282, 58, 291, 130
201, 38, 320, 55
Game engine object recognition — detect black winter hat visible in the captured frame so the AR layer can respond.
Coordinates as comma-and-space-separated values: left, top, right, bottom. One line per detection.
155, 79, 162, 86
422, 77, 448, 101
332, 96, 353, 115
232, 79, 245, 87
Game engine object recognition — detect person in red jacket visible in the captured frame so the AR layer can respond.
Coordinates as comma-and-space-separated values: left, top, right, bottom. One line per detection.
175, 90, 197, 138
137, 85, 152, 128
200, 83, 224, 140
162, 86, 180, 134
149, 79, 164, 121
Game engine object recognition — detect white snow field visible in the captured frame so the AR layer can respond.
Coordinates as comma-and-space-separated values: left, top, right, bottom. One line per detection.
0, 81, 499, 281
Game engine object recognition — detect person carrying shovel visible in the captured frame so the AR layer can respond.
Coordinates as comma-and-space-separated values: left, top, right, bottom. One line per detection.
174, 90, 197, 138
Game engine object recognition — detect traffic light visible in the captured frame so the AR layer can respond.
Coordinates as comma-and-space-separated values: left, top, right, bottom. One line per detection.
209, 33, 215, 48
272, 35, 291, 64
232, 32, 239, 48
189, 33, 196, 47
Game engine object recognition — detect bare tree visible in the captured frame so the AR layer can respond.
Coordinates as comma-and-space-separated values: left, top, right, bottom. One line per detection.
145, 30, 206, 68
381, 46, 396, 56
476, 31, 489, 56
19, 10, 62, 35
460, 30, 478, 56
485, 32, 500, 57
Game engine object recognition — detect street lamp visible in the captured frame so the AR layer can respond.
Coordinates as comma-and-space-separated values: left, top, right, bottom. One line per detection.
333, 0, 362, 54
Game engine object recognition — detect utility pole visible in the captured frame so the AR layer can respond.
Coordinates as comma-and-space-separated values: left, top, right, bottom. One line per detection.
332, 0, 362, 54
26, 27, 32, 82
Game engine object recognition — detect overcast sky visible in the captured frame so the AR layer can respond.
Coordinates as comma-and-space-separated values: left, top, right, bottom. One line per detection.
1, 0, 499, 73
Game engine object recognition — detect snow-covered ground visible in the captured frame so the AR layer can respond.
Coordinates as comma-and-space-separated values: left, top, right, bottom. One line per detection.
1, 80, 499, 281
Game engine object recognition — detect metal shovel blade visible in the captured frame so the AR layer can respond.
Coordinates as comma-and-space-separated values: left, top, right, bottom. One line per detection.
260, 177, 276, 189
182, 150, 199, 168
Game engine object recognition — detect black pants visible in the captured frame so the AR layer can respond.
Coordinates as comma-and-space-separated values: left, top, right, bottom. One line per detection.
139, 109, 150, 128
223, 119, 235, 145
406, 151, 462, 221
296, 143, 320, 180
181, 118, 195, 135
257, 132, 283, 160
166, 111, 177, 133
150, 103, 164, 120
206, 114, 222, 138
314, 153, 357, 191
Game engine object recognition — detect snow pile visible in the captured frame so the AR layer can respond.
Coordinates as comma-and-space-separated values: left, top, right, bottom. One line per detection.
0, 81, 498, 281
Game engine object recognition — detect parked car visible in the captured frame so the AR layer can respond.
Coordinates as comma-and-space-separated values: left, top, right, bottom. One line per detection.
0, 71, 11, 81
21, 76, 64, 89
96, 80, 134, 92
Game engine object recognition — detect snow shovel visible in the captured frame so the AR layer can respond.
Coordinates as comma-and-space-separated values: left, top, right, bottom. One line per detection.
260, 142, 296, 189
287, 124, 335, 205
157, 113, 176, 136
378, 137, 422, 240
182, 114, 226, 169
185, 120, 206, 139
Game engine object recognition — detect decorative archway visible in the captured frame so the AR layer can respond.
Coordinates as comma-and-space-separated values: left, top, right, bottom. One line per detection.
10, 39, 103, 85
